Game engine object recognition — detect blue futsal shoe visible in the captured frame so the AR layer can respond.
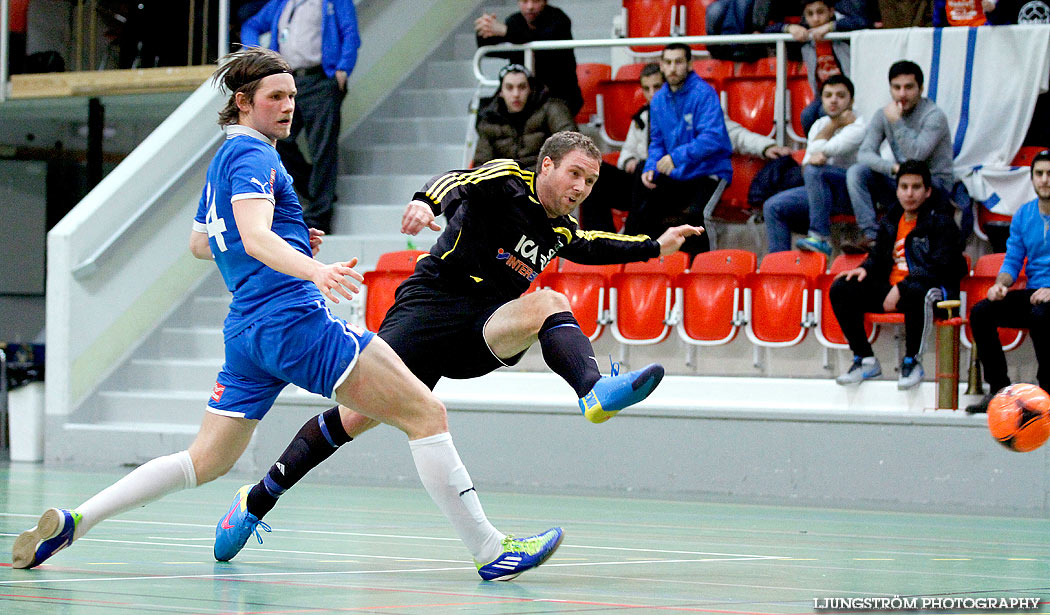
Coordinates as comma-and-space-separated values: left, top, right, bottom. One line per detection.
12, 507, 82, 569
214, 485, 271, 562
476, 527, 565, 581
579, 362, 664, 423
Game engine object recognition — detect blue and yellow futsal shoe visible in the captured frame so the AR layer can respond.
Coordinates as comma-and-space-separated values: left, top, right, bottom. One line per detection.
214, 484, 271, 562
578, 362, 664, 423
476, 527, 564, 581
12, 507, 82, 569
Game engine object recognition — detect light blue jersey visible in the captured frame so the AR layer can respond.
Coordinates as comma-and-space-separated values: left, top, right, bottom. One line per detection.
193, 125, 323, 339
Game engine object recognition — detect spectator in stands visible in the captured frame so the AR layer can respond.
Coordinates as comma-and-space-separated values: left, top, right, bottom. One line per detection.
757, 0, 879, 34
633, 43, 733, 254
241, 0, 360, 234
473, 64, 576, 169
764, 75, 866, 254
583, 63, 787, 233
792, 0, 852, 134
934, 0, 997, 25
846, 60, 954, 253
934, 0, 1050, 25
706, 0, 766, 62
475, 0, 584, 116
830, 160, 966, 390
474, 64, 635, 232
617, 64, 664, 176
878, 0, 932, 27
965, 151, 1050, 413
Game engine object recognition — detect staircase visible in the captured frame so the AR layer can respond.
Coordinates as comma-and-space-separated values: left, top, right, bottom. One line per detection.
48, 0, 624, 469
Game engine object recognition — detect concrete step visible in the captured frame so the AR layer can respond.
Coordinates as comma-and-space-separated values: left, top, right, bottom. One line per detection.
107, 358, 223, 392
378, 88, 476, 118
166, 294, 230, 328
93, 389, 210, 424
354, 115, 468, 146
341, 144, 464, 175
144, 326, 225, 360
50, 420, 202, 467
337, 173, 432, 205
425, 59, 478, 89
333, 203, 414, 236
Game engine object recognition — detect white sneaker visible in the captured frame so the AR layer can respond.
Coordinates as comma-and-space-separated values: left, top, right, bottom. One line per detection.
836, 356, 882, 385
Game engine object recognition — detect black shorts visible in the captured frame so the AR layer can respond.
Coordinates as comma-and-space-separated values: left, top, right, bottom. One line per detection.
377, 283, 527, 390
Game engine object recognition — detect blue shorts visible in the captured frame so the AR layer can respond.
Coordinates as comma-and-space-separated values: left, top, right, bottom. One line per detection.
207, 299, 375, 420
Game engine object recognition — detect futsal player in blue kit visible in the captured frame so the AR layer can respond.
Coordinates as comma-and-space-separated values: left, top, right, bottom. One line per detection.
11, 47, 563, 581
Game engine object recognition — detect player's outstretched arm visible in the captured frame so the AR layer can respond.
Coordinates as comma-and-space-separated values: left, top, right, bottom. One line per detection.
234, 199, 364, 303
401, 199, 442, 235
655, 224, 704, 256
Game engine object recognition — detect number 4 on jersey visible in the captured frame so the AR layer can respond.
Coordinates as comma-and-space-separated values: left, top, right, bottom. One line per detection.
204, 182, 228, 252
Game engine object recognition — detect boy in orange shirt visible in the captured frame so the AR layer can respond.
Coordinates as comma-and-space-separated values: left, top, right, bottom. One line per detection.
829, 160, 968, 389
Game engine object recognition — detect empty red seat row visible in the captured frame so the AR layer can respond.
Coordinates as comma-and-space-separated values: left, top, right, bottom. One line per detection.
360, 250, 1028, 365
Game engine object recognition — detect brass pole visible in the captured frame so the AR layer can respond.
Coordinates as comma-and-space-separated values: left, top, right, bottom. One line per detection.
202, 0, 210, 64
74, 0, 84, 71
88, 0, 97, 70
188, 0, 196, 66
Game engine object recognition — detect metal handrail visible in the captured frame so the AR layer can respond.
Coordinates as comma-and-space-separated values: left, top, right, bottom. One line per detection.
71, 133, 223, 279
472, 31, 854, 146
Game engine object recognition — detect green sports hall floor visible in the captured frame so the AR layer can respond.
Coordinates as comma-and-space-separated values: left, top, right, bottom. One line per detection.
0, 463, 1047, 614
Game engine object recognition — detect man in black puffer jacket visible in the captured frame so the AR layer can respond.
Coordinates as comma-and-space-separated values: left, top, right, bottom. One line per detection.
829, 160, 967, 390
473, 64, 576, 169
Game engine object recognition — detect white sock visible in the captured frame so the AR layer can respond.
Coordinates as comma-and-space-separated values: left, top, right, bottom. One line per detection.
409, 432, 504, 563
73, 450, 197, 539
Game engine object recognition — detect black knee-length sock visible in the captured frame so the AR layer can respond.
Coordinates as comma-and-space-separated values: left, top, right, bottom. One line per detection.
246, 406, 351, 519
538, 311, 602, 398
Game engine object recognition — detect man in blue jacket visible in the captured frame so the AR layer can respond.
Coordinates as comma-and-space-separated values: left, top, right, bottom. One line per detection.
966, 150, 1050, 413
632, 43, 732, 254
242, 0, 360, 233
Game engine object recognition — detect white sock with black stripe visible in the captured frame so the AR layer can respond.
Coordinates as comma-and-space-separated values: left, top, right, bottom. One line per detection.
409, 432, 504, 563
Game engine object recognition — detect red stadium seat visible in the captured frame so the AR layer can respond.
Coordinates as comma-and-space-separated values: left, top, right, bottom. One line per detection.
623, 0, 678, 53
615, 62, 649, 81
787, 75, 814, 142
362, 250, 426, 332
597, 79, 646, 143
542, 261, 624, 341
1011, 145, 1048, 167
961, 253, 1027, 352
744, 251, 825, 347
675, 249, 757, 346
813, 253, 872, 349
609, 253, 691, 344
735, 57, 778, 77
710, 154, 765, 222
681, 0, 716, 50
724, 75, 776, 136
576, 63, 613, 124
692, 58, 734, 93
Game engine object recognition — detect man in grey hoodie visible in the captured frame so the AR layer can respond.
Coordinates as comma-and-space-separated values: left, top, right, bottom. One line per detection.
845, 60, 955, 252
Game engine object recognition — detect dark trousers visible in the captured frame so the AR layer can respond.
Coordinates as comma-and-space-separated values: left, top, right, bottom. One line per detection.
625, 174, 722, 254
970, 289, 1050, 391
830, 275, 943, 358
277, 69, 345, 232
579, 162, 642, 232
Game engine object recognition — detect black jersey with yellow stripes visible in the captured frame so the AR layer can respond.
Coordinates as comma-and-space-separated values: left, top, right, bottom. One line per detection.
406, 158, 660, 302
